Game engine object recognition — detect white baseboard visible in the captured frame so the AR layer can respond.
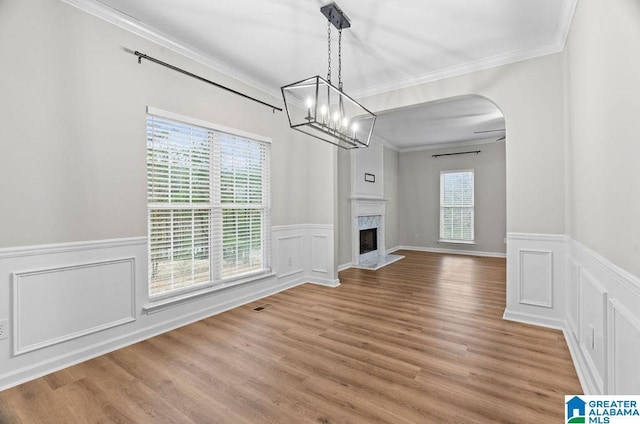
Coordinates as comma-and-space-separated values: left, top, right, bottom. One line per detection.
337, 262, 352, 272
563, 326, 599, 395
307, 278, 341, 288
502, 309, 565, 330
395, 245, 507, 258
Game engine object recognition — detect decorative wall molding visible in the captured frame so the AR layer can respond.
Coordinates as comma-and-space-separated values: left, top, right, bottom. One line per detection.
563, 238, 640, 395
0, 276, 306, 392
353, 35, 576, 99
607, 299, 640, 394
272, 224, 336, 284
572, 240, 640, 297
577, 268, 608, 394
0, 225, 337, 391
12, 258, 136, 356
504, 233, 566, 328
507, 233, 568, 242
518, 249, 553, 308
274, 234, 304, 278
61, 0, 578, 102
0, 237, 148, 259
310, 235, 329, 273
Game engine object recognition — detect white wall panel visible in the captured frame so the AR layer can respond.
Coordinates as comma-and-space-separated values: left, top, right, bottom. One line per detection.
275, 235, 304, 278
504, 233, 566, 329
272, 224, 337, 285
566, 239, 640, 395
311, 235, 329, 273
578, 269, 607, 393
608, 300, 640, 394
519, 250, 553, 308
566, 256, 579, 338
12, 259, 135, 355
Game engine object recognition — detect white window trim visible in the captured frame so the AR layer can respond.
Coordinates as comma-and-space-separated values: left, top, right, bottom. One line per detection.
145, 106, 272, 309
439, 169, 475, 243
147, 106, 272, 144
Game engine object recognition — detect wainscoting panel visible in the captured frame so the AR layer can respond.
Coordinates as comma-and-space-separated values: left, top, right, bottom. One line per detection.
566, 239, 640, 395
0, 225, 338, 391
274, 234, 304, 279
577, 268, 607, 394
607, 300, 640, 394
518, 249, 553, 308
566, 256, 579, 339
504, 233, 566, 329
272, 225, 337, 286
12, 259, 136, 355
311, 235, 329, 273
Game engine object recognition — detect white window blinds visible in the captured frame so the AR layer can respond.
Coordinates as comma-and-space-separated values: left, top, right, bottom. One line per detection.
440, 170, 474, 242
147, 109, 271, 298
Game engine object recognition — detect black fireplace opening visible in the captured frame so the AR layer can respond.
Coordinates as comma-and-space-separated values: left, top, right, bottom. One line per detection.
359, 228, 378, 254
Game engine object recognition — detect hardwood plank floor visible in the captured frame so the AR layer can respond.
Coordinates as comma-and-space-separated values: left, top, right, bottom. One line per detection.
0, 251, 582, 423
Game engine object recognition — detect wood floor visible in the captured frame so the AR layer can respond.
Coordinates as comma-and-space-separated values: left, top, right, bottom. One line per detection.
0, 251, 582, 423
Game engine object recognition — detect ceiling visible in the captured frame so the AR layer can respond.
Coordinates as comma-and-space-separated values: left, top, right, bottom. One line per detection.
373, 95, 505, 150
74, 0, 574, 149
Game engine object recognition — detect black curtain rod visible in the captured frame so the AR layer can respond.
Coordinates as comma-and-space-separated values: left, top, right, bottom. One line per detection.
134, 51, 283, 113
432, 150, 481, 158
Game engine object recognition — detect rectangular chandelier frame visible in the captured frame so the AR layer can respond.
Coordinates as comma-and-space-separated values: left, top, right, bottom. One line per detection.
281, 75, 377, 149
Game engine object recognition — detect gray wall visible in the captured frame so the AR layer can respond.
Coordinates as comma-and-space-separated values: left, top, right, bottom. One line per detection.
361, 53, 565, 236
398, 142, 506, 253
0, 0, 335, 249
383, 148, 399, 250
337, 148, 352, 266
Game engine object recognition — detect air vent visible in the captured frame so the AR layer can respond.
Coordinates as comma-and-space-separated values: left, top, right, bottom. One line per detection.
252, 303, 273, 312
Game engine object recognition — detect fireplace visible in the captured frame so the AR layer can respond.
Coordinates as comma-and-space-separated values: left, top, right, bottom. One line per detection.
351, 199, 403, 269
359, 228, 378, 254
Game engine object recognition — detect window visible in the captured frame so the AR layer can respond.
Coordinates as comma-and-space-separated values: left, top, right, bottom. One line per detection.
439, 170, 474, 243
147, 108, 271, 298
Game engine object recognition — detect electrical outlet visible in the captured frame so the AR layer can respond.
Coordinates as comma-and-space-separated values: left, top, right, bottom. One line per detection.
0, 319, 8, 340
287, 257, 293, 267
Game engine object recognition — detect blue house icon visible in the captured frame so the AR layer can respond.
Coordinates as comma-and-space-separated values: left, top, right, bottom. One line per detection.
567, 396, 586, 419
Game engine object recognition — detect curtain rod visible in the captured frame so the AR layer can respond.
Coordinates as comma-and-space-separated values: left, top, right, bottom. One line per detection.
432, 150, 481, 158
133, 51, 283, 113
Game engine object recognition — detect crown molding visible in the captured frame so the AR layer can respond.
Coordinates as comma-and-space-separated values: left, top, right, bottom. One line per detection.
353, 0, 578, 100
60, 0, 282, 100
61, 0, 577, 105
352, 42, 565, 100
555, 0, 578, 51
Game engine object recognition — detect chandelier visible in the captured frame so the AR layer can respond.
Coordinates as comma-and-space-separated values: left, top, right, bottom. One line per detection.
281, 2, 376, 149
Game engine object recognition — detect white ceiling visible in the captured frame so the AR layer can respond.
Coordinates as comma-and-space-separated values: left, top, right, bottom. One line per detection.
373, 95, 505, 150
71, 0, 574, 149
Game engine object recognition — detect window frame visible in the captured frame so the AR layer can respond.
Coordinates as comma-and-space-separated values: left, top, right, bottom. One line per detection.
145, 106, 272, 304
439, 169, 475, 244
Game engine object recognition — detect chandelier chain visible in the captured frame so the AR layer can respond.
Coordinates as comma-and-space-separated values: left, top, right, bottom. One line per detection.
327, 20, 332, 83
338, 29, 343, 91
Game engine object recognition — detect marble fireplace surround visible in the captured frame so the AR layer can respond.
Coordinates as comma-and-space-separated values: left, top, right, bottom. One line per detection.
351, 197, 404, 270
